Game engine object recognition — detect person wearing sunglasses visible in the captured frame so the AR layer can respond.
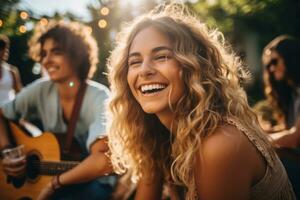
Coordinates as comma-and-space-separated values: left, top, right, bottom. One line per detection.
262, 35, 300, 199
262, 35, 300, 148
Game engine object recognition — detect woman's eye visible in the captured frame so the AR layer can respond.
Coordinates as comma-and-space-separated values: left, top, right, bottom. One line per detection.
155, 54, 171, 62
128, 60, 142, 67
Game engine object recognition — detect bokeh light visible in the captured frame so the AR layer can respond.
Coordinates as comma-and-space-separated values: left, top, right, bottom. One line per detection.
86, 26, 93, 34
40, 18, 48, 26
100, 7, 109, 16
98, 19, 107, 29
20, 11, 29, 20
19, 25, 27, 33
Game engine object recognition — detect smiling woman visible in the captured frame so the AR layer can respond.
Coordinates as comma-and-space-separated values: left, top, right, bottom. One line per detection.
107, 3, 296, 200
127, 26, 184, 121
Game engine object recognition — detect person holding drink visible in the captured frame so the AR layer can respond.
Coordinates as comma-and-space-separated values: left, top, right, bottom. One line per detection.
0, 20, 115, 200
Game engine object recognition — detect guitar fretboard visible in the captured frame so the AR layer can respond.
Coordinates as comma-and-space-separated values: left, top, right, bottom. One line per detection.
31, 161, 79, 175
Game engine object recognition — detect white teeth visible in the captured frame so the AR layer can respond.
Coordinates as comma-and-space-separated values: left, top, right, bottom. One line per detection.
141, 84, 166, 93
47, 67, 58, 72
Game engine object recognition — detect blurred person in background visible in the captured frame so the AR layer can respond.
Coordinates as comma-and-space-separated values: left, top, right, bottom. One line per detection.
262, 35, 300, 199
0, 34, 22, 106
262, 35, 300, 148
0, 21, 115, 200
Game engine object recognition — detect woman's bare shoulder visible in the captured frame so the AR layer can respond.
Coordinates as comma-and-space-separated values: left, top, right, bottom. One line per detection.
195, 124, 266, 199
202, 124, 252, 157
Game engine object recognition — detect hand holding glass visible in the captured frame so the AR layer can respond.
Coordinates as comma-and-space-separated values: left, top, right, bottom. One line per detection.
2, 145, 26, 177
2, 145, 25, 161
1, 145, 26, 177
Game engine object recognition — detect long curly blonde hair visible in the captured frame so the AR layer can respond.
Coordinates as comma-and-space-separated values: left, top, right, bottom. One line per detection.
107, 3, 273, 199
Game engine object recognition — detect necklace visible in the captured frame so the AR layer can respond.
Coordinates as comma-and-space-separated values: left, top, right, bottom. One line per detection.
69, 81, 74, 87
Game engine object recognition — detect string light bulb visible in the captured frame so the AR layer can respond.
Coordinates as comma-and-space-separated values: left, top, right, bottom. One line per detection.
40, 18, 48, 26
98, 19, 107, 29
19, 25, 27, 33
20, 11, 29, 20
100, 7, 109, 16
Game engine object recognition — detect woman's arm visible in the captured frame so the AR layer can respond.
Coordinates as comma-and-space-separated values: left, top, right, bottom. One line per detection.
9, 65, 22, 93
269, 117, 300, 148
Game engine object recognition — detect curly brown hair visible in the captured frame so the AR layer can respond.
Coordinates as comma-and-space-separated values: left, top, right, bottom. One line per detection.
28, 20, 98, 81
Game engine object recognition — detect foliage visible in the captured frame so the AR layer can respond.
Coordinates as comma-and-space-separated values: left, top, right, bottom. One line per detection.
190, 0, 300, 103
191, 0, 300, 49
0, 0, 20, 19
0, 0, 38, 84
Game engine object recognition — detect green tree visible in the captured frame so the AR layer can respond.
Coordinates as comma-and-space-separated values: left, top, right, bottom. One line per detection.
0, 0, 20, 20
191, 0, 300, 42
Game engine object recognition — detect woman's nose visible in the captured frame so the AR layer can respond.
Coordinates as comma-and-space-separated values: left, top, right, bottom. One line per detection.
139, 59, 156, 77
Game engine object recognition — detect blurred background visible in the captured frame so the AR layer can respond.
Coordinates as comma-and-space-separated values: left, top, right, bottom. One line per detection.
0, 0, 299, 105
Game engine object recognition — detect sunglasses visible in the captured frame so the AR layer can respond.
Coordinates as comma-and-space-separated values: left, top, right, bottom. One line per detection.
265, 58, 278, 69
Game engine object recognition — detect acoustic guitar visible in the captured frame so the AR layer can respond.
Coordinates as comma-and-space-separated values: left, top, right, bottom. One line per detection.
0, 122, 80, 200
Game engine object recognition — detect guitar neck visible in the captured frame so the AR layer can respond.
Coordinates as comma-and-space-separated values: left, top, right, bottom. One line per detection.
31, 160, 79, 176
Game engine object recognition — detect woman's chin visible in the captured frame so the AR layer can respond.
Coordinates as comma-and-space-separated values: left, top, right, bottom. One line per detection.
141, 105, 159, 114
142, 108, 157, 114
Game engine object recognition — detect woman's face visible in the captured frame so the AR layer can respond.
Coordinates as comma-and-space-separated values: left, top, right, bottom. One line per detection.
41, 38, 78, 83
266, 51, 286, 81
127, 26, 184, 125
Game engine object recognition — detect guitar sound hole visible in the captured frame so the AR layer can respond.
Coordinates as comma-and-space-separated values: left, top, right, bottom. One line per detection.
9, 175, 26, 188
27, 154, 40, 180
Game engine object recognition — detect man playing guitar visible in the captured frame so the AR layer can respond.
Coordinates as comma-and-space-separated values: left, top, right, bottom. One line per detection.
0, 20, 115, 200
